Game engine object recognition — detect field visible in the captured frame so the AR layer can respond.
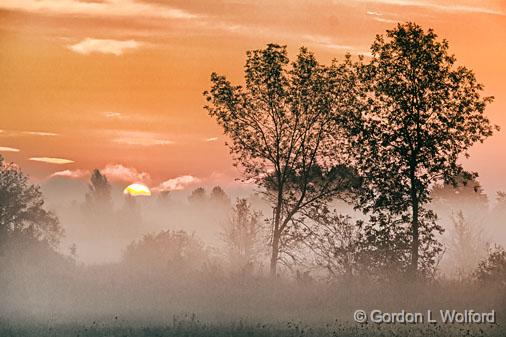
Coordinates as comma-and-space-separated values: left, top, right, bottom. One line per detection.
1, 317, 504, 337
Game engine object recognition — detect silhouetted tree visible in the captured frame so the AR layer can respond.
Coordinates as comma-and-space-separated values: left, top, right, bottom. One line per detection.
348, 23, 497, 278
123, 230, 207, 276
188, 187, 207, 204
116, 194, 142, 232
0, 155, 62, 249
474, 245, 506, 287
83, 169, 112, 219
446, 211, 488, 280
431, 175, 488, 225
205, 44, 358, 276
223, 198, 261, 273
210, 186, 231, 207
298, 208, 360, 280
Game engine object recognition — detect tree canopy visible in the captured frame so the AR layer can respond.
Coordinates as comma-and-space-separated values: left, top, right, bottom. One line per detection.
205, 44, 359, 276
348, 22, 497, 277
0, 155, 62, 248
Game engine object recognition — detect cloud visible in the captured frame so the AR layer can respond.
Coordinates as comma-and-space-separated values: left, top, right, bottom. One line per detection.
153, 175, 200, 192
0, 130, 59, 137
104, 111, 124, 119
0, 0, 198, 20
0, 146, 20, 152
101, 164, 151, 183
68, 38, 140, 55
112, 131, 174, 146
366, 10, 399, 23
300, 34, 371, 56
205, 137, 219, 142
22, 131, 59, 136
51, 169, 88, 179
49, 163, 151, 182
30, 157, 74, 164
354, 0, 504, 15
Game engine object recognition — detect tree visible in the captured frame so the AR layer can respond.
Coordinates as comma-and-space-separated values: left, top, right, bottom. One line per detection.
474, 245, 506, 287
349, 23, 497, 278
222, 198, 261, 273
188, 187, 207, 204
123, 230, 207, 276
205, 44, 358, 276
298, 208, 360, 280
83, 169, 112, 219
210, 186, 231, 207
431, 175, 488, 225
0, 155, 62, 249
446, 211, 488, 280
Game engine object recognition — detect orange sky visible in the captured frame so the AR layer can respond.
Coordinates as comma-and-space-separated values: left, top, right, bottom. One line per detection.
0, 0, 505, 194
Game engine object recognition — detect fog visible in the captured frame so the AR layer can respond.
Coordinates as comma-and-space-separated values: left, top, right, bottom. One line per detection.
1, 175, 505, 332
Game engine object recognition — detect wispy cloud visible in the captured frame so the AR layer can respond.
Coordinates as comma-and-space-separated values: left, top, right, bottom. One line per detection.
205, 137, 219, 142
30, 157, 74, 164
112, 131, 174, 146
51, 169, 88, 179
0, 130, 59, 137
153, 175, 200, 192
301, 34, 371, 55
0, 0, 198, 20
366, 10, 399, 23
68, 38, 139, 55
22, 131, 59, 136
0, 146, 20, 152
49, 163, 151, 182
101, 164, 151, 183
354, 0, 504, 15
104, 111, 124, 119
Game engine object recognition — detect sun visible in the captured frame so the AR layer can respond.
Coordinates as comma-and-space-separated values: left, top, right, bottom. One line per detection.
123, 183, 151, 196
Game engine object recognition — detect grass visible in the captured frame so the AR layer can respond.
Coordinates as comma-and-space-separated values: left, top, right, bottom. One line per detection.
0, 316, 504, 337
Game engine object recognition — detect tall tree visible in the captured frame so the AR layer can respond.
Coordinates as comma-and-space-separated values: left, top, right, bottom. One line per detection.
349, 23, 497, 278
188, 187, 207, 204
83, 169, 112, 219
0, 156, 62, 248
205, 44, 357, 276
223, 198, 261, 273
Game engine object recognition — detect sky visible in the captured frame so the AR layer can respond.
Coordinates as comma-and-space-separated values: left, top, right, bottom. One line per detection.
0, 0, 505, 195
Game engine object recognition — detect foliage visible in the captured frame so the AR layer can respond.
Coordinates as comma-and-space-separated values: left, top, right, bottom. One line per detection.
83, 169, 113, 220
210, 186, 231, 206
222, 198, 262, 273
122, 229, 208, 274
0, 155, 62, 248
293, 207, 360, 279
474, 245, 506, 287
204, 44, 359, 275
446, 211, 488, 280
347, 22, 496, 277
188, 187, 207, 204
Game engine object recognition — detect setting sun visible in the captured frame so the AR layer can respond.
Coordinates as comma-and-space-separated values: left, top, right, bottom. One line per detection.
123, 183, 151, 196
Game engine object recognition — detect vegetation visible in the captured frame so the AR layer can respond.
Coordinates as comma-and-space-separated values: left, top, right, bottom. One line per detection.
0, 22, 504, 336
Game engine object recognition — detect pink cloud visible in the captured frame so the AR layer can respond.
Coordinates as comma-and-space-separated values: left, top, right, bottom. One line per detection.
51, 169, 89, 179
101, 164, 151, 183
153, 175, 200, 192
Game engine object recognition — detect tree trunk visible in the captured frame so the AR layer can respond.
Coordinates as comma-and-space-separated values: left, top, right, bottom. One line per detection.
410, 188, 420, 279
409, 159, 420, 279
270, 200, 282, 277
270, 229, 280, 277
